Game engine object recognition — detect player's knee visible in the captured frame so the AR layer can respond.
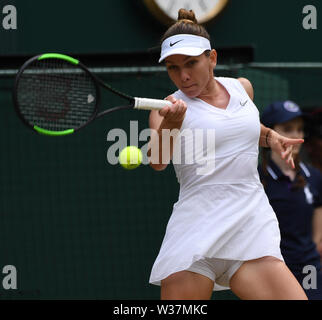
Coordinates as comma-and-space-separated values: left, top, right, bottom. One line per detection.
161, 271, 213, 300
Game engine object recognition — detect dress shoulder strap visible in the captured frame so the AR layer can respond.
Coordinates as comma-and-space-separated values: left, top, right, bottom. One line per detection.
216, 76, 249, 97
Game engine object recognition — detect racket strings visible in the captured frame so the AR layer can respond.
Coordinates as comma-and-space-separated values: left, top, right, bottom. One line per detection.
16, 59, 98, 131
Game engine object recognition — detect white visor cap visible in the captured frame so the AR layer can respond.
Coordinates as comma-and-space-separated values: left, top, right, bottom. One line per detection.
159, 34, 211, 63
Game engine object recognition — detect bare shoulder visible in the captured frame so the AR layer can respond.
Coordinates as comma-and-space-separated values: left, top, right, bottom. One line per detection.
237, 77, 254, 101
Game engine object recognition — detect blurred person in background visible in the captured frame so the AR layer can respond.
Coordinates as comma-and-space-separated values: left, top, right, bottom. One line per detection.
304, 108, 322, 173
259, 100, 322, 300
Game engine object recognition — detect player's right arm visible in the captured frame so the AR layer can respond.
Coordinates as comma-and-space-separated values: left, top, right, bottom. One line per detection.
148, 95, 187, 171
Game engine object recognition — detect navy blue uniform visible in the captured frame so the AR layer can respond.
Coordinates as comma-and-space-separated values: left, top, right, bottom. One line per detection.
258, 159, 322, 300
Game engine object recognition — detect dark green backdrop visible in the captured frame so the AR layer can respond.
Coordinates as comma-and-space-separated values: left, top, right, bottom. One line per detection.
0, 0, 321, 300
1, 0, 322, 61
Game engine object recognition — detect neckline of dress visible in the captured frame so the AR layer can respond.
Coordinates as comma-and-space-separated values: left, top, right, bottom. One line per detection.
192, 77, 233, 112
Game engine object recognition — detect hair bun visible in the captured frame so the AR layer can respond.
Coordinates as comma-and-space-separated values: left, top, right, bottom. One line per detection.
178, 8, 198, 23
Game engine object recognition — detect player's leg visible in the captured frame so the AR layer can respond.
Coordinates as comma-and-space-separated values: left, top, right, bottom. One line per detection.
161, 270, 214, 300
229, 256, 308, 300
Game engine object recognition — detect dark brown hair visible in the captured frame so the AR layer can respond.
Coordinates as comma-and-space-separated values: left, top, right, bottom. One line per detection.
161, 9, 211, 43
260, 148, 307, 190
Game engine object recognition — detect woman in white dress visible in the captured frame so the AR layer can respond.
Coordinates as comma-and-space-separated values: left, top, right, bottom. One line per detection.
148, 9, 307, 300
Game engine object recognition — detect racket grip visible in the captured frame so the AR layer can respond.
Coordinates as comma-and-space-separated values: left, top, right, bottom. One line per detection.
134, 97, 172, 110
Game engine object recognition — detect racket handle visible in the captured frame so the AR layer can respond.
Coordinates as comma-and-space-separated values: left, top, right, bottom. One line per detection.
134, 97, 172, 110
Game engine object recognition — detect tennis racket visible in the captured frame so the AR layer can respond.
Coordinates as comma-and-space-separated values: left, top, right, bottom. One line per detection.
12, 53, 172, 136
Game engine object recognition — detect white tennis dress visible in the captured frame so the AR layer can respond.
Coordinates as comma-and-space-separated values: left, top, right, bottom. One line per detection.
149, 77, 283, 289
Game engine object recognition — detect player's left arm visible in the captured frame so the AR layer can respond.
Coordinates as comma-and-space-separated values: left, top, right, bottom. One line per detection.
238, 77, 304, 169
313, 206, 322, 259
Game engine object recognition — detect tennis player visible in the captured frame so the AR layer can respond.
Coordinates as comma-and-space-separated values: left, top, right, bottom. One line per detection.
259, 101, 322, 300
148, 9, 307, 299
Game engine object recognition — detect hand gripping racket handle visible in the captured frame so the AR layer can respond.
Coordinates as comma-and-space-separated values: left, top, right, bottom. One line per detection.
134, 97, 172, 110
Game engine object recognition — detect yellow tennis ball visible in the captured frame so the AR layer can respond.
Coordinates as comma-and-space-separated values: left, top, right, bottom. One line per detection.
119, 146, 142, 170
